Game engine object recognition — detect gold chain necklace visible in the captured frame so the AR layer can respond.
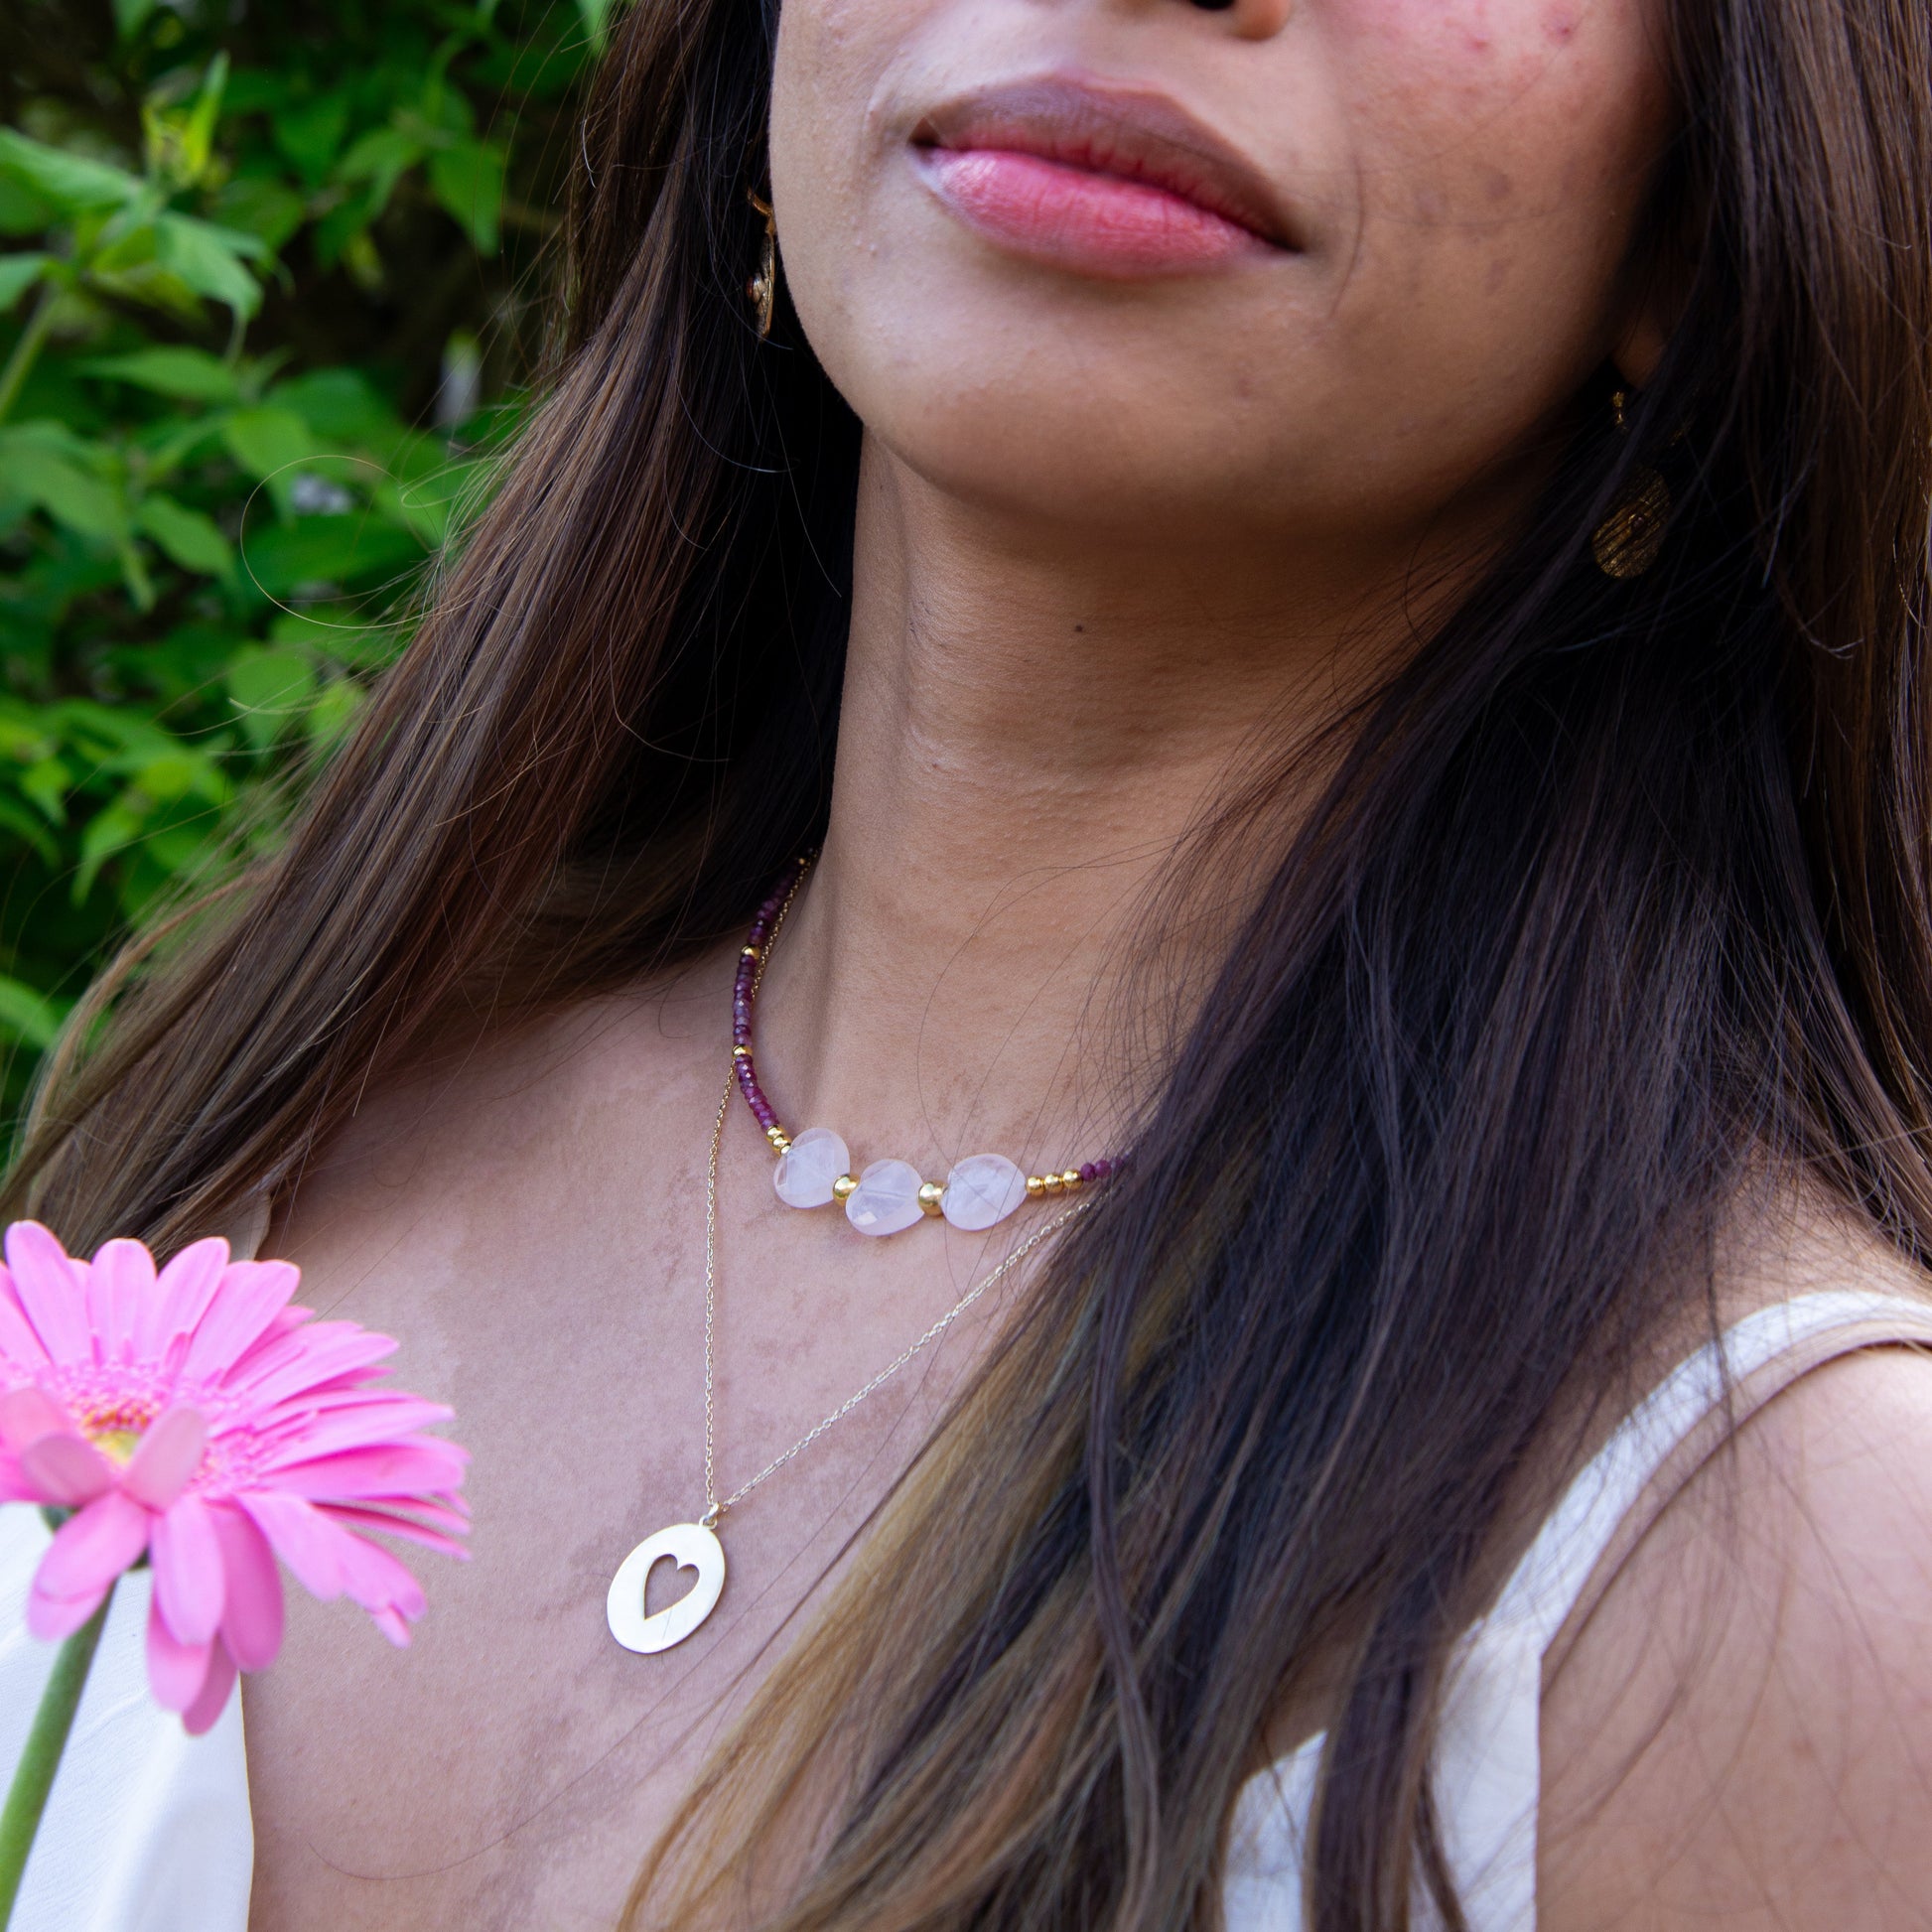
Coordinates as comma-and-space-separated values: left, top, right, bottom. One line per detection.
605, 1042, 1090, 1655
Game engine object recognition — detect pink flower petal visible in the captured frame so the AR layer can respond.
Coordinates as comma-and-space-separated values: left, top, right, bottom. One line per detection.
0, 1272, 51, 1374
314, 1503, 470, 1560
145, 1595, 212, 1713
236, 1492, 345, 1601
230, 1325, 396, 1406
28, 1491, 149, 1636
179, 1262, 300, 1382
263, 1441, 468, 1500
369, 1605, 411, 1647
4, 1223, 90, 1365
181, 1639, 236, 1736
244, 1398, 453, 1462
0, 1447, 39, 1503
122, 1406, 207, 1510
18, 1429, 114, 1508
140, 1238, 229, 1361
27, 1581, 111, 1642
335, 1530, 427, 1628
209, 1502, 283, 1671
151, 1493, 224, 1646
222, 1309, 316, 1384
87, 1240, 155, 1365
357, 1492, 471, 1536
0, 1385, 70, 1452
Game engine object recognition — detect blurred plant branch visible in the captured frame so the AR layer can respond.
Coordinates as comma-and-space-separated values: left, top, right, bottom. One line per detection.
0, 0, 596, 1128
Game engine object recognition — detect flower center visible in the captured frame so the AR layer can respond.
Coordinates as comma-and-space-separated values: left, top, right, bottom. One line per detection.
77, 1397, 160, 1465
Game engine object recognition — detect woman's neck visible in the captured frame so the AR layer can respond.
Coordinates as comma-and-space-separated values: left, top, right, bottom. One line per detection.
750, 440, 1438, 1170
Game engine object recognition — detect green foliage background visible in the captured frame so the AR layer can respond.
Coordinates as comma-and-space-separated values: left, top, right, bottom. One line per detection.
0, 0, 602, 1126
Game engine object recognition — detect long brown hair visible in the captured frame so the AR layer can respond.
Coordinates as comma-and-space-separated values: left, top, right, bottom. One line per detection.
11, 0, 1932, 1926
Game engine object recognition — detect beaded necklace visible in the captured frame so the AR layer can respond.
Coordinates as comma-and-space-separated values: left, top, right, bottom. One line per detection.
733, 856, 1125, 1236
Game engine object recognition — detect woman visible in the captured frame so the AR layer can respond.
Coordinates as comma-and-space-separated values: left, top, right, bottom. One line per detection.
5, 0, 1932, 1925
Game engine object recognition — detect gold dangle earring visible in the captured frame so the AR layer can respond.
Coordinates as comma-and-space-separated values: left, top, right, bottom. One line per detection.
1591, 387, 1672, 580
746, 189, 778, 340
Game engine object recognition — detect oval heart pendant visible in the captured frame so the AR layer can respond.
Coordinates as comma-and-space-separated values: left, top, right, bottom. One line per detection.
606, 1522, 727, 1654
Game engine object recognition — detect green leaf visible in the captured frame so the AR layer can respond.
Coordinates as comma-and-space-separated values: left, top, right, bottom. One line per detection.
0, 130, 143, 215
113, 0, 159, 37
334, 126, 424, 222
0, 796, 59, 868
312, 193, 376, 274
143, 53, 230, 190
237, 514, 422, 598
0, 253, 49, 311
225, 643, 316, 751
428, 139, 504, 254
3, 439, 125, 544
305, 676, 366, 752
73, 792, 151, 903
576, 0, 615, 54
271, 92, 353, 186
0, 975, 67, 1051
0, 175, 55, 237
371, 458, 483, 547
269, 610, 396, 669
128, 748, 223, 803
183, 54, 231, 184
135, 412, 227, 482
221, 406, 316, 483
136, 493, 233, 578
20, 757, 70, 824
153, 213, 266, 320
268, 368, 398, 446
208, 176, 307, 253
83, 346, 241, 403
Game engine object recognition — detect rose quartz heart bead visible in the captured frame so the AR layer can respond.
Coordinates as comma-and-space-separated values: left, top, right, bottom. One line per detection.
941, 1154, 1029, 1232
773, 1127, 850, 1209
845, 1159, 927, 1237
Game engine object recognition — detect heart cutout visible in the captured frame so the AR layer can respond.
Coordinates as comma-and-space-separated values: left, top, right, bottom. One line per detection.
606, 1522, 728, 1654
643, 1553, 699, 1619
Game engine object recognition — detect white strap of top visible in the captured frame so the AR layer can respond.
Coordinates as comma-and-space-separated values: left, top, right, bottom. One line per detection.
1486, 1290, 1932, 1658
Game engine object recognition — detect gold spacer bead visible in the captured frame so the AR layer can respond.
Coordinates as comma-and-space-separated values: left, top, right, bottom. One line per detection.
1042, 1173, 1064, 1197
1061, 1170, 1082, 1190
1026, 1174, 1047, 1200
733, 1043, 752, 1058
917, 1181, 945, 1217
767, 1132, 792, 1155
742, 945, 760, 959
833, 1173, 859, 1202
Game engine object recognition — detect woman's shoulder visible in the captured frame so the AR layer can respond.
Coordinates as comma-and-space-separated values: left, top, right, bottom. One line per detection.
1537, 1199, 1932, 1931
265, 955, 733, 1250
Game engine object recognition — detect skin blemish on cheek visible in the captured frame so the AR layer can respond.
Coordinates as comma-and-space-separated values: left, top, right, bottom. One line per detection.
1543, 4, 1581, 43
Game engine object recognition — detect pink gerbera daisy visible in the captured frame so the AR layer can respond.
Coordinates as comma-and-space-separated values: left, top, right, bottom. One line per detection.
0, 1221, 467, 1734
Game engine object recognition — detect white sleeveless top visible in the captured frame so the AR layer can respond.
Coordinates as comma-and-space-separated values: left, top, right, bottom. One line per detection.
3, 1288, 1928, 1929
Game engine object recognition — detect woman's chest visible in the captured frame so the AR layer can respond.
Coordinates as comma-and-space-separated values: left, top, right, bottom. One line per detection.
239, 1035, 986, 1927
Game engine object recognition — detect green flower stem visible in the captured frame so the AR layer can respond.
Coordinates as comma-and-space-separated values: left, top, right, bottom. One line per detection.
0, 284, 60, 431
0, 1588, 113, 1930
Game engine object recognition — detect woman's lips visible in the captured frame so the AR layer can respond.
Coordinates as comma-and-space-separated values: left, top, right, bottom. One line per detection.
918, 147, 1269, 276
911, 79, 1297, 280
